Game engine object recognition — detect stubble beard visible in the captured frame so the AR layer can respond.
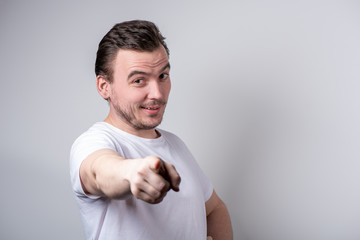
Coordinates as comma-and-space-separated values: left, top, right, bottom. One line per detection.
113, 100, 166, 130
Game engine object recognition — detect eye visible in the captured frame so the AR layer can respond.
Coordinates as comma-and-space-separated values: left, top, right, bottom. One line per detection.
134, 78, 144, 84
159, 73, 169, 80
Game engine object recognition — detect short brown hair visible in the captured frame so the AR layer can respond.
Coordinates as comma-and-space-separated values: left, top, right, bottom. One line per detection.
95, 20, 169, 82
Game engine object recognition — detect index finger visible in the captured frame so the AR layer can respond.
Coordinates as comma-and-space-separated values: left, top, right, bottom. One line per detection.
163, 162, 181, 192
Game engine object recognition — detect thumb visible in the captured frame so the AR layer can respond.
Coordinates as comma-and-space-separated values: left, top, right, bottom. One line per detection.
146, 156, 162, 173
207, 237, 213, 240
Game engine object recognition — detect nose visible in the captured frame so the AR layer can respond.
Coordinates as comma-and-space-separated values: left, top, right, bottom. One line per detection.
147, 80, 162, 99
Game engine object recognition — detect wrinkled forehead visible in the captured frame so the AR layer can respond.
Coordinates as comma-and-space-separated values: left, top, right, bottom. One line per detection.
113, 46, 170, 77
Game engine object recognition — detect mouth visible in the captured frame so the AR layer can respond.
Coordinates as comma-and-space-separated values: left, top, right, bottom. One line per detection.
140, 100, 167, 115
141, 106, 160, 110
140, 105, 163, 115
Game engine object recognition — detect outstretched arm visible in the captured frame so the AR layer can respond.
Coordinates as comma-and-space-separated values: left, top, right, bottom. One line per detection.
79, 148, 181, 204
206, 190, 233, 240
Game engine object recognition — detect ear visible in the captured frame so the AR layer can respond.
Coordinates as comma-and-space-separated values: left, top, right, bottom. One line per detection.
96, 75, 111, 100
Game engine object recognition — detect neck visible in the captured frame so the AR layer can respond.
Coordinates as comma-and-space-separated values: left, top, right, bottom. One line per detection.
104, 115, 159, 139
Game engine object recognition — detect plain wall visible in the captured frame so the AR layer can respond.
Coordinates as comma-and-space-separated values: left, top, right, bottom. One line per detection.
1, 0, 359, 239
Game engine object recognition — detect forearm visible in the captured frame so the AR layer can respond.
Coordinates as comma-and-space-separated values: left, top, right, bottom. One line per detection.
80, 149, 132, 199
80, 149, 180, 203
207, 201, 233, 240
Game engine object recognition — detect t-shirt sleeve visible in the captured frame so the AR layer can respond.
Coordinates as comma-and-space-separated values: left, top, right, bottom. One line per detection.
69, 131, 116, 199
164, 130, 214, 202
186, 150, 213, 202
194, 156, 214, 202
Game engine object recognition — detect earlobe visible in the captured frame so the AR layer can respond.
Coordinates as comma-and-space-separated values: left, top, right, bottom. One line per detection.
96, 75, 110, 100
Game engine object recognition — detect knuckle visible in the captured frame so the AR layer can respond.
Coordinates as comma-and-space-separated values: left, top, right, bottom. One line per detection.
149, 188, 160, 198
157, 192, 167, 202
133, 182, 142, 190
147, 155, 160, 162
144, 196, 152, 203
157, 179, 170, 192
132, 176, 143, 187
162, 181, 170, 192
157, 180, 166, 189
148, 198, 157, 204
155, 192, 162, 199
132, 188, 141, 197
136, 167, 147, 176
144, 196, 153, 203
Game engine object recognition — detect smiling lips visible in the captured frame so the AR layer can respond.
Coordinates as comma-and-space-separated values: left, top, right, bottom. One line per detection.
140, 99, 167, 115
143, 106, 160, 110
141, 105, 162, 115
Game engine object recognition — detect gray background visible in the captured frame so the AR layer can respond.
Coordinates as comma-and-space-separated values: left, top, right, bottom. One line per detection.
1, 0, 360, 239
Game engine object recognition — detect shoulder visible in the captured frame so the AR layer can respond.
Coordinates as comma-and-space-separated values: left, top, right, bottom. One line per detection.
83, 121, 116, 136
70, 122, 120, 169
74, 122, 117, 142
71, 122, 119, 152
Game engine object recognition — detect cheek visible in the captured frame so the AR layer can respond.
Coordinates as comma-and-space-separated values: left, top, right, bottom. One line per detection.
164, 81, 171, 98
114, 87, 144, 104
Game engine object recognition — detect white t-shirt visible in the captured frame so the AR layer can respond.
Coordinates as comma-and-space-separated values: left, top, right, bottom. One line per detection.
70, 122, 213, 240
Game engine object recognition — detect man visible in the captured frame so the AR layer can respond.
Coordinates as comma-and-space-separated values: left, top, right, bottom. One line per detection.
70, 20, 233, 240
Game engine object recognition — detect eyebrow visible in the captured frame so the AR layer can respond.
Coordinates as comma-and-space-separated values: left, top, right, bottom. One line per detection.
127, 62, 171, 80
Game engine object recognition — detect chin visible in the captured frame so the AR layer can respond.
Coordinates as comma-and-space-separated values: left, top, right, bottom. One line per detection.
145, 121, 162, 129
133, 119, 162, 130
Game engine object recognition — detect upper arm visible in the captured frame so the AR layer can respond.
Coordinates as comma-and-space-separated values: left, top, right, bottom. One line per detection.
205, 190, 233, 239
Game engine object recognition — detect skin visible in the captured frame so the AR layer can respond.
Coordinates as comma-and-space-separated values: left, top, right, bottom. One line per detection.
80, 46, 233, 239
99, 46, 172, 139
206, 191, 233, 239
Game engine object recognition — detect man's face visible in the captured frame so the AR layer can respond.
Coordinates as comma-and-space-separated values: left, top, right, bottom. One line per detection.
107, 46, 171, 134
